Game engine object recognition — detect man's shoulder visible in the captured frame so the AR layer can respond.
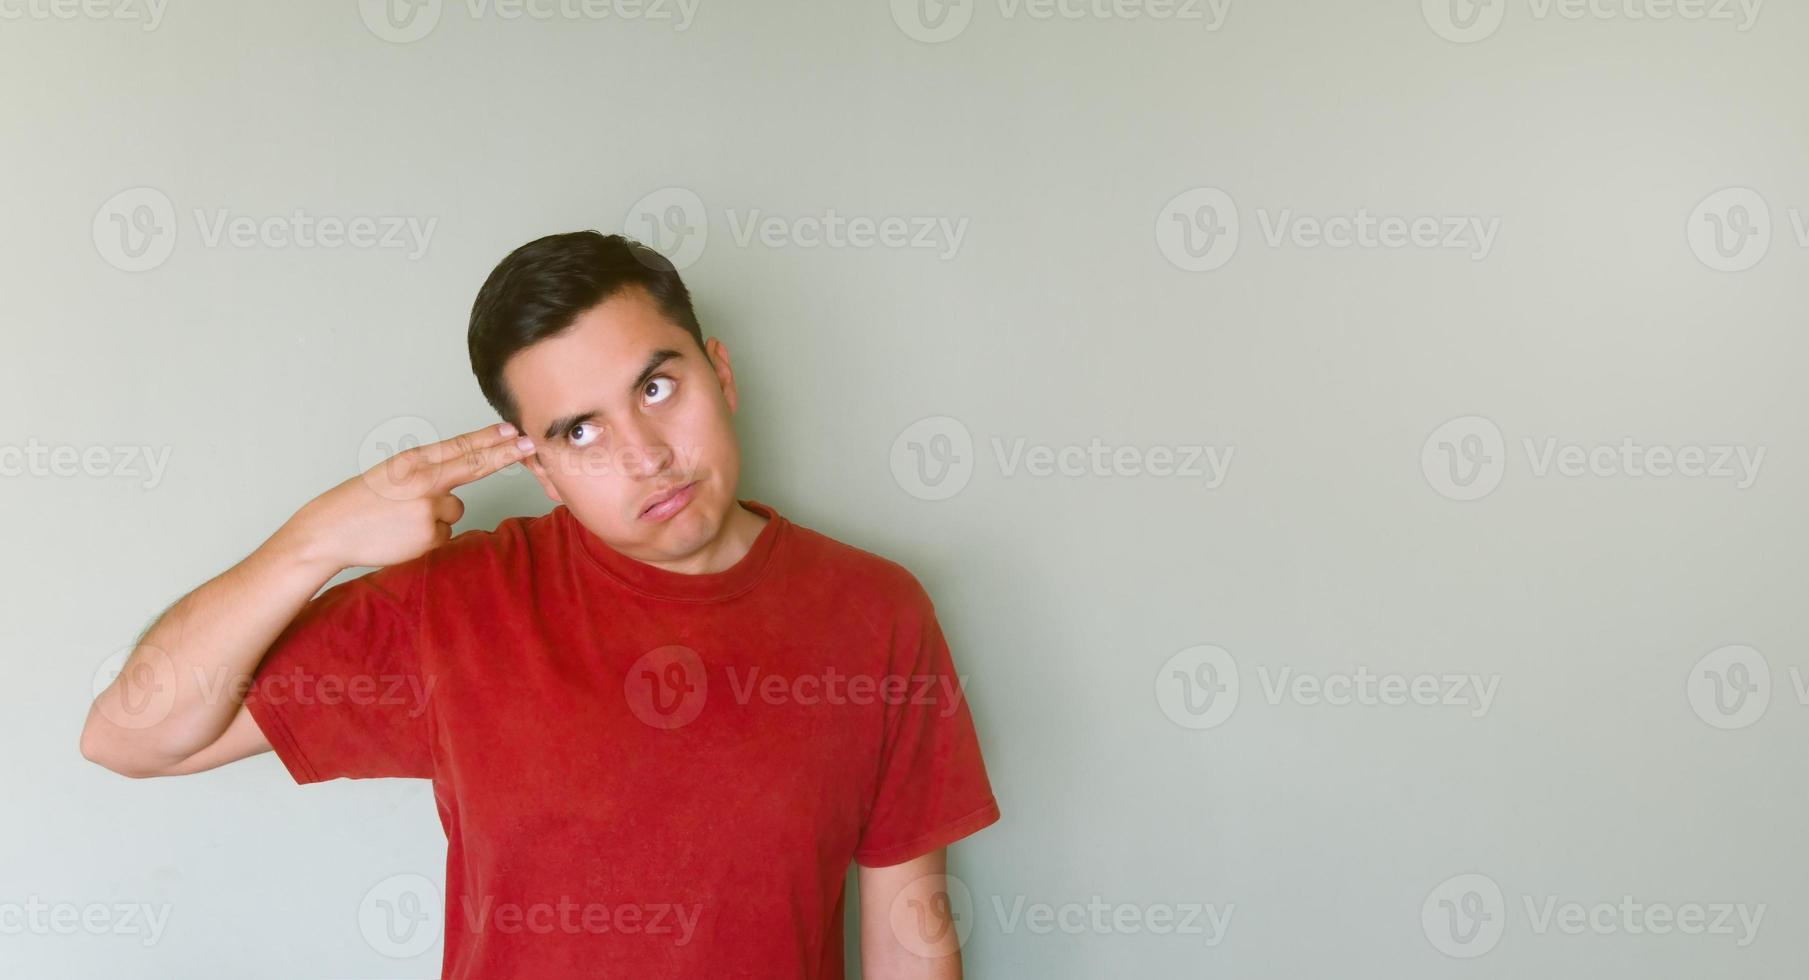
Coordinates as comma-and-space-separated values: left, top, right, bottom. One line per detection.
779, 514, 934, 613
421, 508, 561, 581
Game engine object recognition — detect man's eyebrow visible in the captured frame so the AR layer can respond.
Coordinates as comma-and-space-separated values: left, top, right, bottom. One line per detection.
540, 348, 686, 441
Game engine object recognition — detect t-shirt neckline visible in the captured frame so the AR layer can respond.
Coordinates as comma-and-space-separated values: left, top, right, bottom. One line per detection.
562, 498, 786, 602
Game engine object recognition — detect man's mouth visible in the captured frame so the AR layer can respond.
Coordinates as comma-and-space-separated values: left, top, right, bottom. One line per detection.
639, 481, 699, 522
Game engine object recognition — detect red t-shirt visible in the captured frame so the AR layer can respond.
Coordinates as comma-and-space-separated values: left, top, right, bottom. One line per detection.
243, 498, 1000, 978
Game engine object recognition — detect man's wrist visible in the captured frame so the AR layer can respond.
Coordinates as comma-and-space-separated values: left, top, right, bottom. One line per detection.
262, 518, 345, 581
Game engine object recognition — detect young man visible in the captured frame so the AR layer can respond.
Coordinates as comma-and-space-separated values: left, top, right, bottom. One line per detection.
79, 232, 1001, 978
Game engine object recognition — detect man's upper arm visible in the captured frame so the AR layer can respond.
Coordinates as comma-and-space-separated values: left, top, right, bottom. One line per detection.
239, 559, 436, 783
858, 848, 963, 977
851, 572, 1000, 867
158, 703, 272, 776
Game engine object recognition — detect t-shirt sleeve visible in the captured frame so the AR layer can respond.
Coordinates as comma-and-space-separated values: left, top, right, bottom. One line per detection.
242, 556, 435, 783
854, 575, 1001, 867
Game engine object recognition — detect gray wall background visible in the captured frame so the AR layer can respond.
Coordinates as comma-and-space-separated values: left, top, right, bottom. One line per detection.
8, 0, 1808, 976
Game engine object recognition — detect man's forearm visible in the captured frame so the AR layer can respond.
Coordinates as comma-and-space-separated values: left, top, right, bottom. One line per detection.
79, 520, 344, 775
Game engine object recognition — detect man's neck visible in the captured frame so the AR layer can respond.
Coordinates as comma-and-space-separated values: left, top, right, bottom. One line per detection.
650, 501, 769, 576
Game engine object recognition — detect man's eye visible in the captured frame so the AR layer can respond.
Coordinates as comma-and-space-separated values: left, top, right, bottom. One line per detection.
568, 422, 600, 448
645, 377, 676, 404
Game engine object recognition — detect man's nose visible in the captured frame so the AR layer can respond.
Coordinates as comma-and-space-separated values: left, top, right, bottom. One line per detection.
617, 416, 673, 479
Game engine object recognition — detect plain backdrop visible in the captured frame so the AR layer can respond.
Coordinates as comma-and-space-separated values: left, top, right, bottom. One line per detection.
7, 0, 1809, 976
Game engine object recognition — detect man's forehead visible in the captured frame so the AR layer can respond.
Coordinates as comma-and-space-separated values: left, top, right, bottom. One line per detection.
504, 306, 695, 422
528, 292, 680, 362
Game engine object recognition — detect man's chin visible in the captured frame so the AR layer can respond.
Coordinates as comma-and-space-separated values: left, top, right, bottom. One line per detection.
642, 500, 720, 548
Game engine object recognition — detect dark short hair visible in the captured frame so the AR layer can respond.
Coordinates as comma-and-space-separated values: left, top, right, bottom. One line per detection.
467, 231, 705, 426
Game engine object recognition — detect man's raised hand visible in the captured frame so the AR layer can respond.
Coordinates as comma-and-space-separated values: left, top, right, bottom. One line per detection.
278, 423, 535, 571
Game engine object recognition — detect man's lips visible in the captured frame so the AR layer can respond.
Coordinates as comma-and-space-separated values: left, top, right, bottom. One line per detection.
639, 481, 698, 521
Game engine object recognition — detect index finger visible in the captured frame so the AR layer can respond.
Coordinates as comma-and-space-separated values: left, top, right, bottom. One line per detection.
426, 426, 535, 492
414, 423, 521, 466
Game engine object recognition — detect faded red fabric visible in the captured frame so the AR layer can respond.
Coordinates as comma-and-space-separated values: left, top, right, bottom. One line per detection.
244, 498, 999, 978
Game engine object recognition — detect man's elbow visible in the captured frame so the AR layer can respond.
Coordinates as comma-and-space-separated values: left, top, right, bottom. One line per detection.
79, 713, 172, 779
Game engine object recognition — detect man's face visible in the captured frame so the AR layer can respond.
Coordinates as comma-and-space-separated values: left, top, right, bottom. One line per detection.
503, 285, 744, 569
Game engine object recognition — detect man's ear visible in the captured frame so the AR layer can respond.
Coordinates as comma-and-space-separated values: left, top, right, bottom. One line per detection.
522, 450, 563, 504
703, 337, 739, 414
